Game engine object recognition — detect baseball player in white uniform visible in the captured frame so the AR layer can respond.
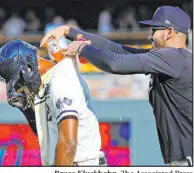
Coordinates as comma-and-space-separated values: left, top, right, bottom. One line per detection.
0, 39, 106, 166
35, 56, 106, 166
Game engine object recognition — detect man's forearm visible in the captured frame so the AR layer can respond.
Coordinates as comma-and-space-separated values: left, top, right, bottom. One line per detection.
68, 27, 150, 54
55, 141, 76, 166
80, 45, 145, 75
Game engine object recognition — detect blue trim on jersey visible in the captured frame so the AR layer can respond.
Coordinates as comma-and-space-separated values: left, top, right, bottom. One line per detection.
75, 70, 95, 115
56, 110, 78, 121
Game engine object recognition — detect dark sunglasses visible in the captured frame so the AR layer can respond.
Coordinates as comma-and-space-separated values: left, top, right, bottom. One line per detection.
150, 26, 179, 35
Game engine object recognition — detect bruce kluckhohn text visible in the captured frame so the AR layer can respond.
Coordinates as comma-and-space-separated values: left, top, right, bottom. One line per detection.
55, 170, 193, 173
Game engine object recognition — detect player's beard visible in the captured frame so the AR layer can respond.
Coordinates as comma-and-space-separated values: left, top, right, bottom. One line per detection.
152, 33, 166, 50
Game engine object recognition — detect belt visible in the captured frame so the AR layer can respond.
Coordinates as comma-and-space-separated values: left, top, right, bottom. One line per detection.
73, 156, 107, 166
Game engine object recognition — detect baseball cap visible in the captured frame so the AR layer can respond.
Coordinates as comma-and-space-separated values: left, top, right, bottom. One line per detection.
139, 6, 191, 35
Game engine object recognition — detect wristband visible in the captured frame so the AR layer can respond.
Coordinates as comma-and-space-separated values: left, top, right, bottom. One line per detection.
77, 43, 87, 55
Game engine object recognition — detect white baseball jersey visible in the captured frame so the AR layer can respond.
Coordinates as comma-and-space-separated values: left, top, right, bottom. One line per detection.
34, 57, 102, 165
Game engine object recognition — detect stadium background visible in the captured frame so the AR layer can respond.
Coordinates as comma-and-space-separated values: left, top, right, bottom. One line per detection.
0, 0, 192, 166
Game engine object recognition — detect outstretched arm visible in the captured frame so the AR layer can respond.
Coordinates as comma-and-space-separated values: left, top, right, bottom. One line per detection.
40, 25, 150, 55
67, 27, 150, 54
72, 44, 178, 78
79, 45, 145, 74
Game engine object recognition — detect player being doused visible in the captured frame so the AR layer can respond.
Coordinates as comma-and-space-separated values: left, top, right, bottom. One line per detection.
0, 39, 106, 166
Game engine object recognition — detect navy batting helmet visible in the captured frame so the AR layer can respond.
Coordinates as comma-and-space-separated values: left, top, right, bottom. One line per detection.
0, 40, 41, 110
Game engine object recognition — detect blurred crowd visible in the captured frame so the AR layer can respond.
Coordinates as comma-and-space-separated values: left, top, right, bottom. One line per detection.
0, 6, 81, 37
0, 2, 192, 36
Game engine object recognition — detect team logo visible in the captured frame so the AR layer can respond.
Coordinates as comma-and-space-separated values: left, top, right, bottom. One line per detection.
56, 97, 73, 109
165, 20, 170, 24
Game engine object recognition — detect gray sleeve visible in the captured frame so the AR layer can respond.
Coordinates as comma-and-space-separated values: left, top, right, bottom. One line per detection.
80, 45, 145, 74
68, 27, 150, 54
80, 45, 179, 78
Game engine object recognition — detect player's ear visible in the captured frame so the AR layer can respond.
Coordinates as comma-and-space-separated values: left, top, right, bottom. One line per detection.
166, 27, 174, 40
